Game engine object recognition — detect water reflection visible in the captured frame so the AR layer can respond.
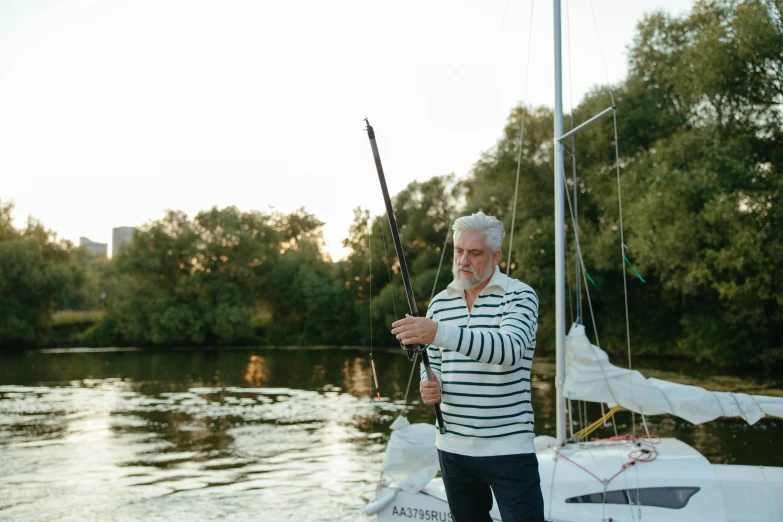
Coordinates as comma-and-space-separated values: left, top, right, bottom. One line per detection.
342, 357, 372, 397
0, 347, 780, 521
243, 354, 269, 387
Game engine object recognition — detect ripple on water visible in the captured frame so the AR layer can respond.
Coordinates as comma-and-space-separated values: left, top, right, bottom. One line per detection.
0, 381, 390, 521
2, 348, 782, 520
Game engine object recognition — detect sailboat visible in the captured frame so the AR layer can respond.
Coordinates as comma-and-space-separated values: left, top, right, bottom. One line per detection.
364, 1, 783, 521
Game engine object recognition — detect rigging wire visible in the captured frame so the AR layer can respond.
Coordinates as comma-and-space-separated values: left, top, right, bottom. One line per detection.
499, 0, 513, 30
564, 0, 582, 324
506, 0, 536, 275
558, 123, 619, 439
589, 0, 636, 436
583, 400, 588, 435
585, 0, 637, 439
552, 442, 658, 488
566, 258, 575, 326
583, 3, 641, 515
567, 399, 574, 438
557, 0, 638, 444
612, 100, 637, 439
559, 127, 621, 410
430, 220, 453, 304
587, 0, 613, 86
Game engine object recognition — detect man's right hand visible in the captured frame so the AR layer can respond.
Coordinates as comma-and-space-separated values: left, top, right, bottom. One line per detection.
419, 374, 441, 405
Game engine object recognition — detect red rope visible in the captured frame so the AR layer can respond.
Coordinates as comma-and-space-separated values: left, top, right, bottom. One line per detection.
552, 447, 604, 483
606, 446, 658, 483
552, 438, 660, 486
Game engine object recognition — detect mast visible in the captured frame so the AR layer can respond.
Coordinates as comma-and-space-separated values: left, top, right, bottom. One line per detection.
553, 0, 568, 446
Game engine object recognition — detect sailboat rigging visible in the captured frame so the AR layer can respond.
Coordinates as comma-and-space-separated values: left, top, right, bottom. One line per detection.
363, 1, 783, 520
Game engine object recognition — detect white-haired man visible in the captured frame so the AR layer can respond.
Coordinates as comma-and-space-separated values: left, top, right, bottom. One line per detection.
391, 211, 544, 522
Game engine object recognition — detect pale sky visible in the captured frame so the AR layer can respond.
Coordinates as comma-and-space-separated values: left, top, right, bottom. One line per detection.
0, 0, 693, 260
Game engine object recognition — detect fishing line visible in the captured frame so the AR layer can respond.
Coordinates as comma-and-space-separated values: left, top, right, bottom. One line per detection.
364, 118, 446, 432
368, 221, 381, 401
367, 222, 378, 443
402, 220, 452, 408
379, 213, 402, 327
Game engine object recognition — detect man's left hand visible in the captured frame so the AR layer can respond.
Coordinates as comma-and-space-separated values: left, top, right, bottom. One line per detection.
391, 314, 438, 346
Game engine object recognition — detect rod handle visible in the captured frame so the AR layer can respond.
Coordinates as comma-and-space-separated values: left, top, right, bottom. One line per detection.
421, 350, 447, 434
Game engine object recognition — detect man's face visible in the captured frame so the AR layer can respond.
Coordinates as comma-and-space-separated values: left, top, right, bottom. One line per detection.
452, 230, 498, 290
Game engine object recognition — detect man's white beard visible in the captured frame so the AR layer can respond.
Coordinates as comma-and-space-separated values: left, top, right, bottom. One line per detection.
452, 262, 495, 291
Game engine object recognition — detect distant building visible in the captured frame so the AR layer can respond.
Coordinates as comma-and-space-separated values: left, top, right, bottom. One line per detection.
79, 237, 108, 257
112, 226, 136, 257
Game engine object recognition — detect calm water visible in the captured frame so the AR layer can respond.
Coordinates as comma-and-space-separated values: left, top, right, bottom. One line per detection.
1, 347, 781, 521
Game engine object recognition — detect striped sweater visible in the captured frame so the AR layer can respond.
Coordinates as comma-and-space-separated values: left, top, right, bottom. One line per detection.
421, 266, 538, 457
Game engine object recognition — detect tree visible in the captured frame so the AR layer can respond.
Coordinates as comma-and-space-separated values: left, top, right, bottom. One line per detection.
344, 0, 783, 366
0, 201, 74, 347
342, 175, 462, 347
110, 206, 281, 345
106, 205, 355, 347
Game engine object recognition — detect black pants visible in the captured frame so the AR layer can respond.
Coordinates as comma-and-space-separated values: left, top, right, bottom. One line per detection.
438, 449, 544, 522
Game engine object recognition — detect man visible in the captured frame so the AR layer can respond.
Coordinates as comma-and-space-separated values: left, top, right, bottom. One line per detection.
391, 211, 544, 522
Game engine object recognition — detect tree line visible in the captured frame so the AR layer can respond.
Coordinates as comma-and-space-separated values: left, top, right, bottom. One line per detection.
1, 0, 781, 366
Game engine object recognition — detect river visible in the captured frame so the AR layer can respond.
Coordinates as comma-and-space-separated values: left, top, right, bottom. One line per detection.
1, 347, 781, 521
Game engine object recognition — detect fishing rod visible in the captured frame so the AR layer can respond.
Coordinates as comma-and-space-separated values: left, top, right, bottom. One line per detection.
364, 117, 446, 435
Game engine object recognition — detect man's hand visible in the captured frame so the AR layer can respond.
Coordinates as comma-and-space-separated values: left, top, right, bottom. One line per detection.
420, 373, 441, 405
390, 314, 438, 346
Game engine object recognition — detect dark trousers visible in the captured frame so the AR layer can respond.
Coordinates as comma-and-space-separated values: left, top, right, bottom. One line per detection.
438, 449, 544, 522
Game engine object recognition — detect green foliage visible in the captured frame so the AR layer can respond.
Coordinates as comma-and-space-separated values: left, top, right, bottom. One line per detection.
108, 207, 272, 345
69, 316, 119, 347
338, 0, 782, 366
453, 0, 783, 365
103, 206, 355, 347
2, 0, 781, 368
342, 175, 462, 347
265, 241, 355, 345
0, 201, 76, 348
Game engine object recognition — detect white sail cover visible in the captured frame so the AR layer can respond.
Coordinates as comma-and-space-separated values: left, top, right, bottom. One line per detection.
380, 416, 440, 493
564, 324, 783, 425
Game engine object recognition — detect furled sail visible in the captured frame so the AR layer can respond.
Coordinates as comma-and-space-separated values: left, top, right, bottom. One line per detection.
380, 416, 440, 493
364, 415, 440, 516
563, 324, 783, 425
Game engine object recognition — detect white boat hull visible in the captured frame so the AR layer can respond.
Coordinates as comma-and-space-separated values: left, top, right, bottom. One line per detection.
370, 438, 783, 522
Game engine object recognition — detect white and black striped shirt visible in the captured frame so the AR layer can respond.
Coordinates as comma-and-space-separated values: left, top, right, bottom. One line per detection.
422, 266, 538, 457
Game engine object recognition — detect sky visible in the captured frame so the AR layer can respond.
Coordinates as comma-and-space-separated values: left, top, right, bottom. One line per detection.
0, 0, 694, 260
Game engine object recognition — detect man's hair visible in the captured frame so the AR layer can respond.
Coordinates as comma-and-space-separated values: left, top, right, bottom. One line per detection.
452, 211, 505, 253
